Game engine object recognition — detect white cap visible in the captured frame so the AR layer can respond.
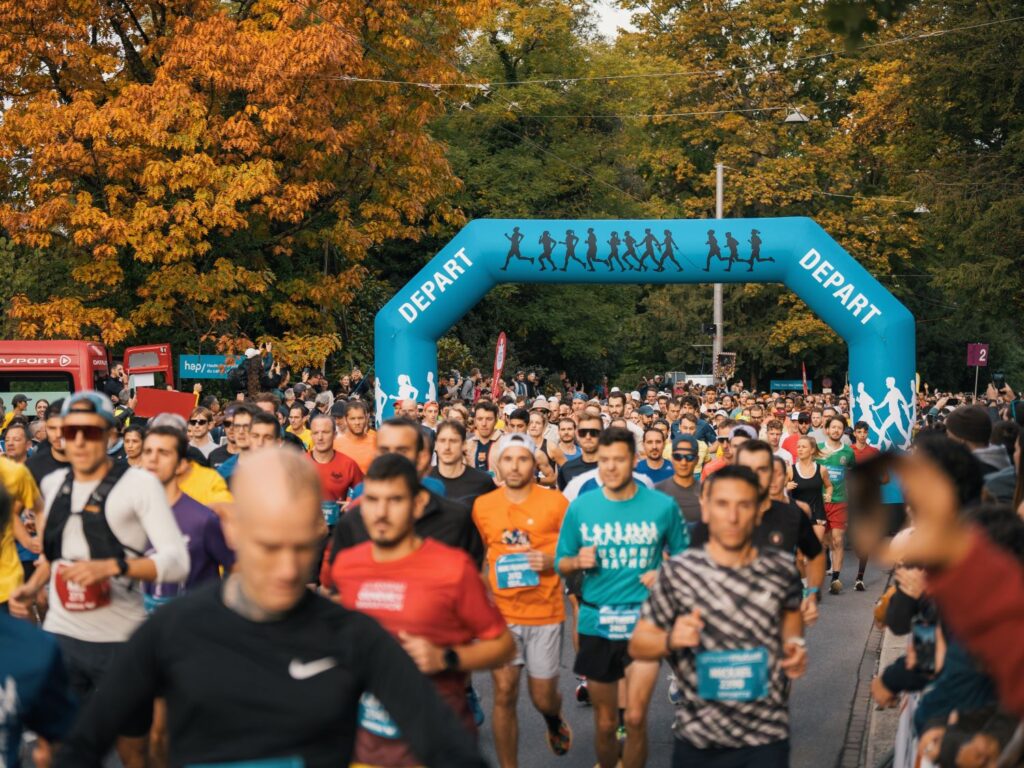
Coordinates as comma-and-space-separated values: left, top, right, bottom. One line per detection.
503, 403, 516, 416
630, 391, 641, 401
244, 347, 259, 359
494, 432, 537, 462
610, 386, 622, 393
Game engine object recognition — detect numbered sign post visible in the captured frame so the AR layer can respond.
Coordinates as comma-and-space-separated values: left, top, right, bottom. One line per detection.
967, 343, 989, 398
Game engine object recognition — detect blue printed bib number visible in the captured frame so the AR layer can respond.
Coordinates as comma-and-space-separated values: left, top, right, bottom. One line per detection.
358, 693, 402, 739
696, 647, 770, 702
495, 553, 540, 590
594, 605, 641, 640
321, 501, 340, 526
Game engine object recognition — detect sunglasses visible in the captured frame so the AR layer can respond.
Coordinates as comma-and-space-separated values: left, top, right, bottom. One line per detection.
672, 452, 698, 462
715, 436, 729, 442
577, 428, 602, 438
188, 419, 209, 426
60, 424, 108, 442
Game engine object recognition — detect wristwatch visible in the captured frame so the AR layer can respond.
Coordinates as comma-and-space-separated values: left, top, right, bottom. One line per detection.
114, 556, 129, 576
785, 636, 807, 648
443, 647, 461, 671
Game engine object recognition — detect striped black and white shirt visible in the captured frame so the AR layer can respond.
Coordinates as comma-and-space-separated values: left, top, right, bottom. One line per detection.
642, 547, 802, 749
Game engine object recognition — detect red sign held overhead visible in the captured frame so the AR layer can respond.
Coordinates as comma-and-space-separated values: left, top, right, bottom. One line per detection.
492, 332, 507, 395
967, 343, 989, 367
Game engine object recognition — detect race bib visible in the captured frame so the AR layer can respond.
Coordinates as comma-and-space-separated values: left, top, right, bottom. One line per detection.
321, 501, 341, 526
696, 647, 770, 702
495, 553, 540, 590
54, 563, 111, 612
358, 693, 402, 739
594, 604, 641, 640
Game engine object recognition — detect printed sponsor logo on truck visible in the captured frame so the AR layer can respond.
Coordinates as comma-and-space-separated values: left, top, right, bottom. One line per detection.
0, 355, 77, 367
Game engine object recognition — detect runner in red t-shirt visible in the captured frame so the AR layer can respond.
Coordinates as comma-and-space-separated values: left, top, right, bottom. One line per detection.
308, 413, 363, 528
781, 411, 813, 461
332, 454, 514, 768
851, 420, 882, 592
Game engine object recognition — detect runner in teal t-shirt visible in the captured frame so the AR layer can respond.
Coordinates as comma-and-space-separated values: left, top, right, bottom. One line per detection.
556, 427, 688, 768
816, 416, 856, 594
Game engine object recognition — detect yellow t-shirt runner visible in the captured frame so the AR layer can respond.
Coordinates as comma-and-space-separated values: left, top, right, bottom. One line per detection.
0, 455, 41, 603
179, 463, 234, 510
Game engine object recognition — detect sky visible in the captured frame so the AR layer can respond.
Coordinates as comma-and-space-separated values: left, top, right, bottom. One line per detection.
592, 0, 637, 39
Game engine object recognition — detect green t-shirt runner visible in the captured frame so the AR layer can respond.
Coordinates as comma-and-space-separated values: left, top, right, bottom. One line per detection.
556, 484, 689, 638
816, 442, 855, 502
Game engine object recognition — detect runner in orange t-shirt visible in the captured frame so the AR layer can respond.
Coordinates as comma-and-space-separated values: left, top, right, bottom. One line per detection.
472, 433, 574, 766
333, 400, 377, 473
333, 454, 513, 768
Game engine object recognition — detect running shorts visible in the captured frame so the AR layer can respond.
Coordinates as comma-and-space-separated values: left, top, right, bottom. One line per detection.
508, 623, 563, 679
574, 633, 632, 683
825, 502, 848, 531
55, 634, 153, 737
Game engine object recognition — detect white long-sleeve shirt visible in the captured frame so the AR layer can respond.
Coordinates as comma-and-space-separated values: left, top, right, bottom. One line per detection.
41, 467, 190, 642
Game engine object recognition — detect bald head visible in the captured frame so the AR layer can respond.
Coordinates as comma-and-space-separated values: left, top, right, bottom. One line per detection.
231, 447, 322, 519
225, 447, 324, 614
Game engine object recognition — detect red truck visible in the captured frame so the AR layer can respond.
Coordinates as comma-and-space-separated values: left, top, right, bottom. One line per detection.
0, 340, 175, 413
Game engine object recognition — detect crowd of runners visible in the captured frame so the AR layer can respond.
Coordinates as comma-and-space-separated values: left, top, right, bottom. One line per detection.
1, 363, 1023, 767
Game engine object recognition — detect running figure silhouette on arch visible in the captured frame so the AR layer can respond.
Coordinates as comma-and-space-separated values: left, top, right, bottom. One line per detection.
501, 226, 533, 270
585, 228, 603, 271
537, 231, 558, 271
607, 232, 626, 271
639, 229, 660, 271
724, 232, 745, 272
623, 231, 645, 271
749, 229, 772, 268
560, 229, 586, 271
704, 229, 724, 271
655, 230, 683, 271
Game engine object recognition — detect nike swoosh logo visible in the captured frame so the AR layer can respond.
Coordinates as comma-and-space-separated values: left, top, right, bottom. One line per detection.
288, 657, 338, 680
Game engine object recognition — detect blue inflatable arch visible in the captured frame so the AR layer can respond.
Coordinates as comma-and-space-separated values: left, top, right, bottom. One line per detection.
374, 217, 916, 451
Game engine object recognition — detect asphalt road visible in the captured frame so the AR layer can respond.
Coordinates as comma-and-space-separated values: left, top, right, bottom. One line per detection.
471, 556, 882, 767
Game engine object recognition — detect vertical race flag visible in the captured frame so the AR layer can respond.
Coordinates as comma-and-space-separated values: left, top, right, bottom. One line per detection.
492, 331, 508, 399
801, 361, 809, 396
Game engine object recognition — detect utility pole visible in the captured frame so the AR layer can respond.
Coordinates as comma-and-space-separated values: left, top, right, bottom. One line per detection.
713, 162, 724, 382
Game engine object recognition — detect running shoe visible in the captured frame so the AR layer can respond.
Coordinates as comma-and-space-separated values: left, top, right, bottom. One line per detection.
616, 725, 627, 744
575, 677, 590, 705
546, 718, 573, 756
855, 579, 866, 592
830, 577, 843, 595
667, 674, 684, 705
466, 685, 485, 726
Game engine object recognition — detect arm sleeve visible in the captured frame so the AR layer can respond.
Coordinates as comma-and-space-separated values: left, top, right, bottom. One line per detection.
885, 589, 921, 636
664, 500, 690, 555
24, 639, 78, 743
880, 655, 931, 694
356, 617, 488, 768
929, 529, 1024, 718
641, 561, 683, 630
455, 557, 506, 640
134, 473, 190, 583
55, 616, 163, 766
782, 563, 803, 612
554, 504, 580, 570
796, 512, 823, 559
203, 513, 236, 572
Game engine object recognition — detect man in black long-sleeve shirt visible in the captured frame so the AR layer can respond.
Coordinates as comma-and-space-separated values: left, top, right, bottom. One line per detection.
56, 447, 486, 768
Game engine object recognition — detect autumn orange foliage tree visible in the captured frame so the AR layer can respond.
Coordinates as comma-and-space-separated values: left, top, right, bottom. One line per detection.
0, 0, 486, 366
